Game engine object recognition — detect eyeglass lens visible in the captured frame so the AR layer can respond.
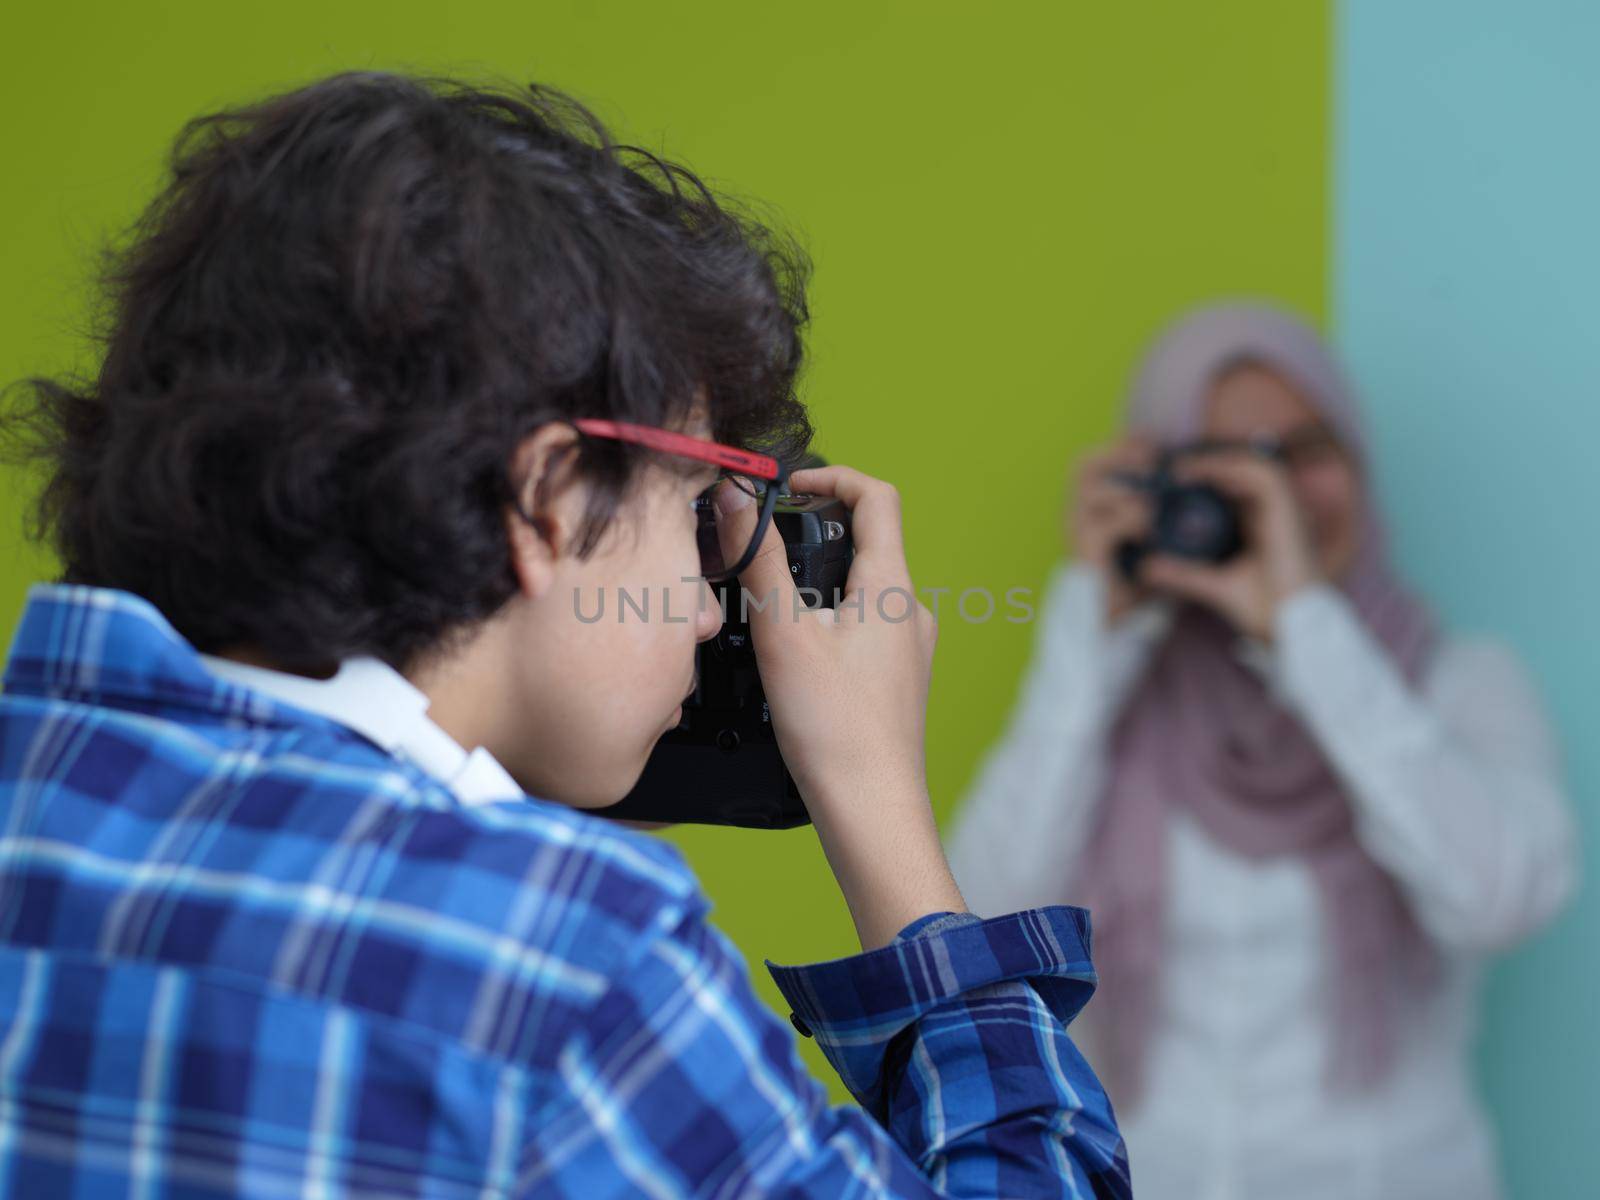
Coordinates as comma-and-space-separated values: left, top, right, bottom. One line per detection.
695, 473, 770, 581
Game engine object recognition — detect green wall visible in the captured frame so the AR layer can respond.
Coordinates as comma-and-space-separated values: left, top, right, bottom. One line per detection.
0, 0, 1330, 1096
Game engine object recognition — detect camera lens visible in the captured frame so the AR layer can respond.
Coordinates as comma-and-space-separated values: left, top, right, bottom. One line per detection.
1156, 482, 1243, 563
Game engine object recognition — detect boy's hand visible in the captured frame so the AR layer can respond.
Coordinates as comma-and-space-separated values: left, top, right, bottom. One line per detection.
714, 466, 964, 949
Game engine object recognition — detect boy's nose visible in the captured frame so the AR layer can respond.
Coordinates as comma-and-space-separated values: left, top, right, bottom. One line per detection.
694, 579, 724, 643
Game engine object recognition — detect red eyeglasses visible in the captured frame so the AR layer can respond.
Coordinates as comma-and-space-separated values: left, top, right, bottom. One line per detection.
572, 418, 790, 582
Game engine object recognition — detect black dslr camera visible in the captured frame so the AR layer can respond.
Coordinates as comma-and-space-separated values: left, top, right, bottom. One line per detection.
1111, 446, 1248, 582
598, 489, 854, 829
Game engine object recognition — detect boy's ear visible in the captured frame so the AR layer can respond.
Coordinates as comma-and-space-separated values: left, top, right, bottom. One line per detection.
504, 424, 586, 599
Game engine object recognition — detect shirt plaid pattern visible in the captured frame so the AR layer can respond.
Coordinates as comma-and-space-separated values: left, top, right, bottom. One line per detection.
0, 584, 1130, 1198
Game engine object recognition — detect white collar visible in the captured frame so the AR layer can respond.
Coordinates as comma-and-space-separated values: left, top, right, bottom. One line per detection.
198, 653, 525, 808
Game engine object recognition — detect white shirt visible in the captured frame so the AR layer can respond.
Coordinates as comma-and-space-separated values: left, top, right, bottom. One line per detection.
198, 653, 525, 807
946, 563, 1579, 1200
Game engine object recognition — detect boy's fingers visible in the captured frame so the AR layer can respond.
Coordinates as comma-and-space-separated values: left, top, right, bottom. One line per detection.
787, 465, 910, 590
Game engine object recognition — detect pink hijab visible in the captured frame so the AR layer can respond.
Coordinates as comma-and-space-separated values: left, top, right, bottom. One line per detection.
1078, 303, 1439, 1110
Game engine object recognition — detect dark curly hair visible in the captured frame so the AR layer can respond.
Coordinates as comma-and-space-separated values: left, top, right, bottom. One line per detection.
5, 71, 812, 673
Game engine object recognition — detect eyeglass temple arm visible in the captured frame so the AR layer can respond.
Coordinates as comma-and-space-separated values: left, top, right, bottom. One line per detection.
717, 460, 790, 580
572, 418, 782, 481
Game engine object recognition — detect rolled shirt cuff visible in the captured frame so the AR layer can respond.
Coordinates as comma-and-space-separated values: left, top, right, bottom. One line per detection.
764, 905, 1097, 1103
892, 909, 983, 942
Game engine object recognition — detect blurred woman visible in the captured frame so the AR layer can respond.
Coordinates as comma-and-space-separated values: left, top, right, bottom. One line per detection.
947, 303, 1577, 1200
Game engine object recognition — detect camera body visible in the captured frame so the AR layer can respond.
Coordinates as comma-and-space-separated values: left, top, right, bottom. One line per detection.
599, 492, 854, 829
1113, 450, 1245, 581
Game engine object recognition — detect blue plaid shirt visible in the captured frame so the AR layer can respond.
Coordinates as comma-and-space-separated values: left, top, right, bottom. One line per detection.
0, 584, 1129, 1198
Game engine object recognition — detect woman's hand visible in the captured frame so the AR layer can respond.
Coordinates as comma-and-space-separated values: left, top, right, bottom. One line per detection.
714, 465, 962, 950
1069, 435, 1159, 625
1139, 450, 1322, 642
